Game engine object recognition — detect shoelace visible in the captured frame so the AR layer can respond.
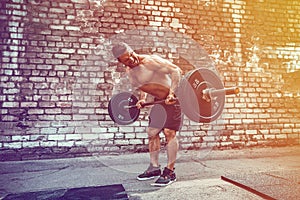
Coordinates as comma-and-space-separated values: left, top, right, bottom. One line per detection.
161, 170, 171, 178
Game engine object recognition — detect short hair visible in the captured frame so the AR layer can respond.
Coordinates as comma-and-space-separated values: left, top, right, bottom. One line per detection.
112, 42, 133, 58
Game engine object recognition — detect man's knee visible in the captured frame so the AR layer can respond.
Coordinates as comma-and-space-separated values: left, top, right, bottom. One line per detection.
147, 127, 161, 140
163, 129, 177, 143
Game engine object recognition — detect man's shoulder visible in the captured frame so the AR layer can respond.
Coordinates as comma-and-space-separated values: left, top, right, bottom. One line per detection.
149, 54, 163, 59
139, 54, 161, 59
146, 54, 168, 64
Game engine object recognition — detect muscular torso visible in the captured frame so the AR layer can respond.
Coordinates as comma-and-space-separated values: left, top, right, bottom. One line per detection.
128, 55, 172, 99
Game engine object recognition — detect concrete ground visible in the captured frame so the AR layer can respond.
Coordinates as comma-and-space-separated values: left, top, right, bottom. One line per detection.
0, 145, 300, 199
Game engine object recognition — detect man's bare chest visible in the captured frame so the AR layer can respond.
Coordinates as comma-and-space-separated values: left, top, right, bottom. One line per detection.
131, 68, 154, 83
130, 68, 170, 86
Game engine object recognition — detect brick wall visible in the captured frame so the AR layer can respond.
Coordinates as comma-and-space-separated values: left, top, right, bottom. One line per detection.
1, 0, 300, 161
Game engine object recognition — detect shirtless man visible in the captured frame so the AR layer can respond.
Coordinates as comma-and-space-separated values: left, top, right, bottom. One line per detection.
112, 42, 183, 186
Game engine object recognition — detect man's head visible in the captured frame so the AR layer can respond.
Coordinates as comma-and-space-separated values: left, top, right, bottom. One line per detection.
112, 42, 140, 68
112, 42, 133, 59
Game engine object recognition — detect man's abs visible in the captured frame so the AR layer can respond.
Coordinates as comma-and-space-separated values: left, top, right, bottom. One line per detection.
139, 83, 170, 99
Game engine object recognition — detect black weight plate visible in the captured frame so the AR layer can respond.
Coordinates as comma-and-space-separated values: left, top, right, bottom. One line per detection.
177, 68, 225, 123
108, 92, 140, 125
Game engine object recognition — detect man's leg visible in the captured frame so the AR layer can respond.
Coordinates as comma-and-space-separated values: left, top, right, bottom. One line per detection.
151, 128, 178, 186
147, 127, 162, 167
163, 128, 178, 171
137, 127, 161, 181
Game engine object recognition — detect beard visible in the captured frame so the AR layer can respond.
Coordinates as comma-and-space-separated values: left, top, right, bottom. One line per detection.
128, 54, 140, 68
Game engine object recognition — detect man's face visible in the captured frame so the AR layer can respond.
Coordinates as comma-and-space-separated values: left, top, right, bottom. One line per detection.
118, 51, 139, 68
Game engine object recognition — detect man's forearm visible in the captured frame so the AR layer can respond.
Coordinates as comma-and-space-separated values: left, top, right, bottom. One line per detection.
169, 68, 182, 96
139, 90, 147, 100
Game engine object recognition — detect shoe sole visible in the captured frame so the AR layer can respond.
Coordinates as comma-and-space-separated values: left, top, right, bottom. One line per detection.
151, 179, 176, 187
137, 176, 160, 181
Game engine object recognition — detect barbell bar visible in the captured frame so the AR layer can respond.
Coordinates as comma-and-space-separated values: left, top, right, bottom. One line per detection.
123, 99, 167, 109
123, 86, 239, 109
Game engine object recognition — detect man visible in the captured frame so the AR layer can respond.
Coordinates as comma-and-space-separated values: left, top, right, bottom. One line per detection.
112, 42, 183, 186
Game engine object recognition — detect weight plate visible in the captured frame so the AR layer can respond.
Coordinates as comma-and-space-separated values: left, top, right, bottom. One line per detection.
177, 68, 225, 123
108, 92, 140, 125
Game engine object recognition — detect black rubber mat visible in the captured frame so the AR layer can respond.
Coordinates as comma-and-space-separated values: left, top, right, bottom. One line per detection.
3, 184, 129, 200
221, 169, 300, 200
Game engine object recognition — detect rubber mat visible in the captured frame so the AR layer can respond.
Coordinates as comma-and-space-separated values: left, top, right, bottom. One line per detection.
3, 184, 129, 200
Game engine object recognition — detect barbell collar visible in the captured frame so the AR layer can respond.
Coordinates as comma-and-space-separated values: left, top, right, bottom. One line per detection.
202, 86, 240, 96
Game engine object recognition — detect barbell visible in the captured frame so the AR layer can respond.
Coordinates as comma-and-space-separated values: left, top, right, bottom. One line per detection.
108, 68, 239, 125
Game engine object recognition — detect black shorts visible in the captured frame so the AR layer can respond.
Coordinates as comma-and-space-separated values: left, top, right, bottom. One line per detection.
148, 99, 183, 131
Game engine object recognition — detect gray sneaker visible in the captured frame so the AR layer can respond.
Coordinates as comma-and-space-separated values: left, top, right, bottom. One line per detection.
137, 164, 161, 181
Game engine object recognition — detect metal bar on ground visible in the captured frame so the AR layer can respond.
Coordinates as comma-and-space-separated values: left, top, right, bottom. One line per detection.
220, 176, 276, 200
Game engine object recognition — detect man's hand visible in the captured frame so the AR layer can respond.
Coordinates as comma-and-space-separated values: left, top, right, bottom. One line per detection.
136, 99, 146, 109
165, 93, 176, 105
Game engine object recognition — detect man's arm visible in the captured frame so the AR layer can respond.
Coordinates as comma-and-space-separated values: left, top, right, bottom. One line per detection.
136, 90, 147, 109
127, 69, 148, 108
166, 65, 181, 104
150, 55, 182, 94
155, 56, 182, 102
139, 90, 147, 101
168, 65, 182, 96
